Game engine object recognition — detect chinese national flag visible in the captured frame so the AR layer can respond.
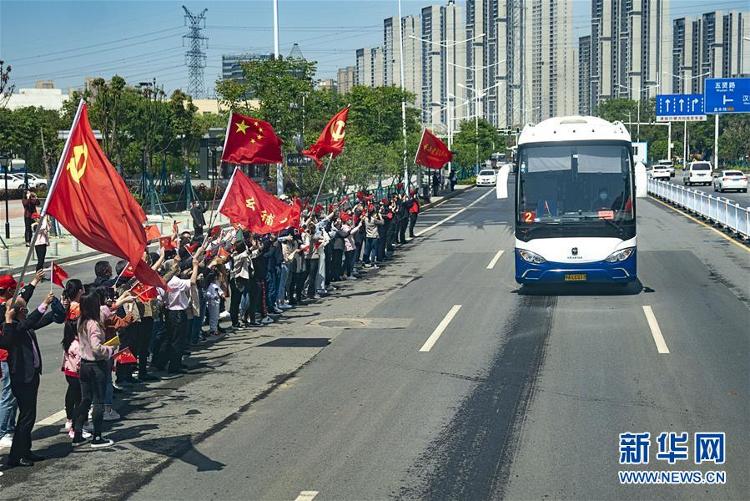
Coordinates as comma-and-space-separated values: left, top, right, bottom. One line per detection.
45, 102, 167, 290
51, 262, 68, 287
131, 282, 158, 302
415, 129, 453, 169
303, 106, 349, 169
114, 347, 137, 365
218, 168, 301, 234
221, 112, 283, 165
145, 224, 161, 241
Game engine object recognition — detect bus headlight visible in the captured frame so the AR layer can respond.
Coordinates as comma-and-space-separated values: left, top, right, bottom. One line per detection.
518, 249, 546, 264
605, 247, 635, 263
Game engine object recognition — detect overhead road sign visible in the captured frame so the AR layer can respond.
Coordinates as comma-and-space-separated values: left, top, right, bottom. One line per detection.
655, 94, 705, 122
704, 78, 750, 114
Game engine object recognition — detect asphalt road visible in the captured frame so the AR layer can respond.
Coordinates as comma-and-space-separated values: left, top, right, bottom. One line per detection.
2, 186, 748, 500
667, 170, 750, 207
131, 187, 747, 500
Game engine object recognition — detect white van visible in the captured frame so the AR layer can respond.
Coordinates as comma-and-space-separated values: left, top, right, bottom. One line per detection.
682, 161, 713, 186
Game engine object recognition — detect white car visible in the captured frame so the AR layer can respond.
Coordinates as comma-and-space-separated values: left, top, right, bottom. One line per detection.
475, 169, 497, 186
0, 173, 28, 190
649, 166, 671, 180
656, 159, 675, 177
713, 170, 748, 193
24, 173, 48, 190
683, 161, 713, 186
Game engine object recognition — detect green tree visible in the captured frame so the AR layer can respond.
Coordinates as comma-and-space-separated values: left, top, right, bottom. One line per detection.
452, 118, 506, 169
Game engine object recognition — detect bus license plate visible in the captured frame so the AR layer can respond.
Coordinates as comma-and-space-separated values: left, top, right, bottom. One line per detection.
564, 273, 587, 282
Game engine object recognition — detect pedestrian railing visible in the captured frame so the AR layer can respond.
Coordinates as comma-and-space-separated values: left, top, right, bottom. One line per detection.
648, 179, 750, 240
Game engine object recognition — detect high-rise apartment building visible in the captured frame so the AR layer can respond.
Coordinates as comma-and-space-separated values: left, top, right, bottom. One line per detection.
384, 15, 422, 106
590, 0, 671, 106
421, 2, 466, 129
468, 0, 575, 128
221, 53, 273, 81
337, 66, 356, 94
355, 47, 384, 88
579, 35, 592, 115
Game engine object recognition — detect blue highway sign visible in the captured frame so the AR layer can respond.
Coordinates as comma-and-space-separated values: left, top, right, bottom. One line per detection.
704, 78, 750, 114
655, 94, 705, 121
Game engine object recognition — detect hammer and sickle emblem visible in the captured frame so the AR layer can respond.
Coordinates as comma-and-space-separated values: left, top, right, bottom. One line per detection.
66, 144, 88, 183
330, 119, 346, 142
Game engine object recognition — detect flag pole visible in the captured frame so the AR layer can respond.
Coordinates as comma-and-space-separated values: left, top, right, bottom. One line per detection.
312, 153, 333, 211
203, 166, 238, 249
13, 99, 85, 302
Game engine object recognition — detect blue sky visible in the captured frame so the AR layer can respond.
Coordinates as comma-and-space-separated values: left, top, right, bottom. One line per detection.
1, 0, 746, 96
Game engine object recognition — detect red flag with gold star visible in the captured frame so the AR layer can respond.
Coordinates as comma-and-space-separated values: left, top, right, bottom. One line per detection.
303, 106, 349, 169
44, 101, 167, 289
414, 128, 453, 169
218, 168, 300, 234
221, 112, 283, 165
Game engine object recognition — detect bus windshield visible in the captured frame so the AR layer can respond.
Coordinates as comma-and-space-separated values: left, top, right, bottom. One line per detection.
517, 143, 633, 225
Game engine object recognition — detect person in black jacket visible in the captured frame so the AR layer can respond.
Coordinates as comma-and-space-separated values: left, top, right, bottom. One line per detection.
190, 201, 206, 237
0, 291, 63, 468
397, 194, 410, 244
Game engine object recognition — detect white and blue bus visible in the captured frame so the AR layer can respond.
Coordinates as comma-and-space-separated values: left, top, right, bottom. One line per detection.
496, 116, 647, 285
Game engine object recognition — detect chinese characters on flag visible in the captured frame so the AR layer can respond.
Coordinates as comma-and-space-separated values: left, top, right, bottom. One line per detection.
221, 112, 283, 165
218, 168, 300, 234
414, 128, 453, 169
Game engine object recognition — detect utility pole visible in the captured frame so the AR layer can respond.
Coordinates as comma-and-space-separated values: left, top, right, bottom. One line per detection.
397, 0, 409, 188
273, 0, 283, 196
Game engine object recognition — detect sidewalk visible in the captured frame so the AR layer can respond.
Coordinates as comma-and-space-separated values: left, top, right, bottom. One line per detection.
0, 185, 473, 274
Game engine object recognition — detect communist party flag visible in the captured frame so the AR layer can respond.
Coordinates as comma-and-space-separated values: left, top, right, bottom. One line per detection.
221, 112, 283, 165
303, 106, 349, 169
415, 128, 453, 169
218, 168, 300, 234
45, 101, 167, 289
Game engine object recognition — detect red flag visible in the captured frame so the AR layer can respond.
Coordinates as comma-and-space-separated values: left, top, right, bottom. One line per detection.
131, 282, 158, 302
221, 112, 283, 165
415, 129, 453, 169
51, 262, 68, 287
303, 106, 349, 169
186, 242, 200, 254
218, 247, 230, 259
209, 225, 221, 237
45, 102, 166, 290
218, 168, 301, 234
114, 347, 137, 365
145, 224, 161, 241
159, 237, 176, 250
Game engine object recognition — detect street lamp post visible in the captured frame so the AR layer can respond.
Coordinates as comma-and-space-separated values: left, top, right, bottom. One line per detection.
3, 157, 9, 239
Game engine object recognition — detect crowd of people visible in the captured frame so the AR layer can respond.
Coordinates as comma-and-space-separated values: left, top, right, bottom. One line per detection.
0, 190, 422, 470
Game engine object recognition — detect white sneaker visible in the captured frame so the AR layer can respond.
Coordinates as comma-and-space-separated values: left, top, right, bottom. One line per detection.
260, 316, 273, 325
0, 434, 12, 448
102, 408, 120, 421
90, 437, 115, 449
68, 429, 92, 439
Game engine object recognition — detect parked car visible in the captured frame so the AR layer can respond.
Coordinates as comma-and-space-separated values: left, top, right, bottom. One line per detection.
649, 165, 671, 180
0, 173, 29, 191
475, 169, 497, 186
712, 170, 748, 193
23, 173, 48, 190
683, 161, 713, 186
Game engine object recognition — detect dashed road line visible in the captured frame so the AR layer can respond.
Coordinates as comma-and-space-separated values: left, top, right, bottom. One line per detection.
294, 491, 319, 501
419, 305, 462, 352
486, 250, 505, 269
35, 409, 66, 427
642, 305, 670, 354
415, 189, 494, 237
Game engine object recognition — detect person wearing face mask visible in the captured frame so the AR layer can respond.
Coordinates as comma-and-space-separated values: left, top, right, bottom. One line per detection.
593, 187, 614, 211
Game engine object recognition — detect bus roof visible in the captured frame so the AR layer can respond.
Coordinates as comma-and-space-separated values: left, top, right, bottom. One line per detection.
517, 116, 631, 146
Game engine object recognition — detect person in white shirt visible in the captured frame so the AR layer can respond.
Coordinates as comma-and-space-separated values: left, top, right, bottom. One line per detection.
153, 254, 199, 375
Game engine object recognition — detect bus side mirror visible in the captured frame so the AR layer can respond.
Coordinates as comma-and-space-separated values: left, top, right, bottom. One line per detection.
496, 163, 511, 199
634, 161, 647, 198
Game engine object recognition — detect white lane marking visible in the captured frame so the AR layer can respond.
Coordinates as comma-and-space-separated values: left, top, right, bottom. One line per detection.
415, 189, 494, 237
35, 409, 67, 427
486, 250, 505, 269
419, 305, 462, 352
642, 306, 670, 354
295, 491, 319, 501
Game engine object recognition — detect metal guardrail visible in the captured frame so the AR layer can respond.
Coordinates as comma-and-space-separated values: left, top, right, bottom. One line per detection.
648, 179, 749, 240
